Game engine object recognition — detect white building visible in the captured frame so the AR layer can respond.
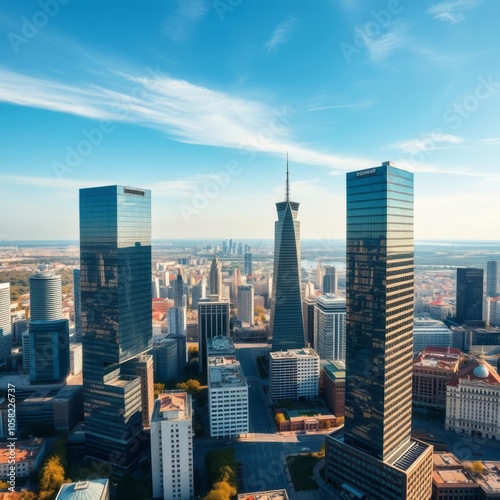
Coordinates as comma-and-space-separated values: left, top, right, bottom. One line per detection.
208, 356, 248, 438
237, 285, 254, 324
151, 391, 194, 500
445, 358, 500, 440
484, 296, 500, 326
0, 438, 45, 480
0, 283, 11, 369
413, 318, 452, 353
69, 343, 82, 375
270, 348, 320, 401
314, 294, 346, 361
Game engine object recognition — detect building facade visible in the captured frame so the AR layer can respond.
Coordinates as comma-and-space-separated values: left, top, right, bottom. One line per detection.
413, 318, 452, 354
151, 391, 194, 500
322, 361, 346, 417
237, 285, 254, 324
80, 185, 152, 467
0, 283, 11, 369
325, 163, 433, 500
244, 253, 252, 276
270, 348, 319, 401
208, 356, 249, 438
456, 268, 484, 326
322, 266, 338, 294
487, 260, 500, 297
270, 164, 305, 351
209, 257, 222, 299
73, 269, 82, 342
314, 294, 346, 361
302, 295, 317, 348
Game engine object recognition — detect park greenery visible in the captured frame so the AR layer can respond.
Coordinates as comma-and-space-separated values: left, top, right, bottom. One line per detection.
203, 448, 238, 500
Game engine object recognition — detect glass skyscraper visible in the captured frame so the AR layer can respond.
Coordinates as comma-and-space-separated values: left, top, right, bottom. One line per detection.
80, 185, 152, 468
270, 164, 305, 351
456, 267, 484, 325
325, 162, 432, 500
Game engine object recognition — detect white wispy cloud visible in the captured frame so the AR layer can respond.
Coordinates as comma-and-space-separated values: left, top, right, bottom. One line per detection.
264, 16, 299, 52
163, 0, 209, 42
0, 65, 369, 171
427, 0, 481, 24
478, 137, 500, 145
307, 100, 376, 112
0, 174, 109, 190
390, 133, 464, 154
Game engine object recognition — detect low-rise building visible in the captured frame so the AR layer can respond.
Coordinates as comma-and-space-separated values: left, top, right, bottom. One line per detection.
412, 347, 463, 410
413, 318, 452, 354
322, 360, 346, 417
208, 356, 248, 438
270, 348, 319, 401
237, 490, 288, 500
445, 357, 500, 440
56, 479, 110, 500
0, 438, 45, 480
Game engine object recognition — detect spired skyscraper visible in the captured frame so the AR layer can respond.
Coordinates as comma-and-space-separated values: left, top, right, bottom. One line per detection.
270, 160, 305, 351
209, 257, 222, 300
80, 185, 153, 468
325, 162, 432, 500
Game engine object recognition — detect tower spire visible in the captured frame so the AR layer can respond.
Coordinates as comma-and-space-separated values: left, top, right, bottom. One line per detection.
285, 152, 290, 202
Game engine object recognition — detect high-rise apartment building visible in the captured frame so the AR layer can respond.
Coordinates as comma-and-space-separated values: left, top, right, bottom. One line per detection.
209, 257, 222, 299
237, 285, 254, 324
29, 272, 63, 321
270, 162, 305, 351
0, 283, 11, 369
172, 269, 187, 336
314, 294, 346, 361
198, 300, 230, 373
73, 269, 82, 343
487, 260, 500, 297
326, 163, 433, 500
151, 391, 194, 500
80, 185, 152, 467
456, 268, 484, 326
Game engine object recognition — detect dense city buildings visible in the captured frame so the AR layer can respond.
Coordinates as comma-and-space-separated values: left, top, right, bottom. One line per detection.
270, 164, 305, 351
322, 360, 346, 417
151, 391, 194, 500
445, 357, 500, 440
487, 260, 500, 297
198, 299, 230, 372
208, 355, 249, 438
314, 294, 346, 361
456, 268, 484, 326
237, 285, 254, 324
269, 348, 319, 401
0, 283, 11, 369
412, 318, 452, 354
326, 163, 433, 500
80, 185, 153, 467
412, 347, 463, 410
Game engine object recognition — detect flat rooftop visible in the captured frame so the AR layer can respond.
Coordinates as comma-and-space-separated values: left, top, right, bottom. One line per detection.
237, 490, 288, 500
433, 453, 463, 468
463, 461, 500, 492
433, 469, 475, 486
207, 336, 235, 355
0, 438, 44, 464
270, 348, 318, 360
208, 356, 247, 389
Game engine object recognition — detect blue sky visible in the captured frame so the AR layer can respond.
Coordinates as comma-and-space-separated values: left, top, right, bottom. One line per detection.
0, 0, 499, 241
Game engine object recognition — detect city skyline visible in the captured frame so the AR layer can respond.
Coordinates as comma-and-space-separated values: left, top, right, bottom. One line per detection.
1, 1, 500, 242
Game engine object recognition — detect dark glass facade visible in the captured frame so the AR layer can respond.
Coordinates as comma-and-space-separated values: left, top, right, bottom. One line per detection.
487, 260, 500, 297
198, 301, 229, 372
80, 185, 152, 467
29, 319, 70, 384
271, 197, 305, 352
456, 268, 484, 325
73, 269, 82, 343
344, 164, 414, 461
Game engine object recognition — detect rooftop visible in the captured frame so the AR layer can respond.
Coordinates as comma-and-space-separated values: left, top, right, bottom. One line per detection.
463, 461, 500, 492
56, 479, 109, 500
270, 348, 319, 360
323, 360, 346, 380
433, 453, 463, 468
448, 359, 500, 387
237, 490, 289, 500
208, 356, 247, 389
152, 391, 191, 422
207, 336, 235, 355
0, 438, 44, 464
433, 469, 476, 486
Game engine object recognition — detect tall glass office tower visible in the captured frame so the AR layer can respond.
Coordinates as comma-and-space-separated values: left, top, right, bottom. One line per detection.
80, 185, 152, 468
270, 162, 305, 351
325, 163, 432, 500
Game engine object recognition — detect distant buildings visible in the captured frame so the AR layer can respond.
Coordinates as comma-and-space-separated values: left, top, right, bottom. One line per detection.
209, 257, 222, 299
270, 163, 305, 352
56, 479, 110, 500
244, 253, 252, 276
326, 163, 433, 500
80, 185, 153, 467
487, 260, 500, 297
0, 283, 11, 369
151, 391, 194, 500
456, 268, 484, 326
322, 266, 337, 294
270, 348, 319, 401
237, 285, 254, 324
413, 318, 452, 354
445, 357, 500, 440
314, 294, 346, 361
198, 300, 230, 373
208, 356, 248, 438
484, 296, 500, 327
412, 346, 463, 410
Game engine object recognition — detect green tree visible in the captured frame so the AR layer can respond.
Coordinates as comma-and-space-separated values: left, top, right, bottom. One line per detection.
20, 492, 38, 500
275, 413, 286, 426
176, 379, 202, 394
0, 479, 8, 489
188, 345, 199, 360
470, 461, 485, 475
154, 382, 165, 397
39, 456, 68, 500
334, 416, 345, 427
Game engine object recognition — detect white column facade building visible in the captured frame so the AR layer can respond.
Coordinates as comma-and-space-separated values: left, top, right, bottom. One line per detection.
314, 294, 346, 361
151, 392, 194, 500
